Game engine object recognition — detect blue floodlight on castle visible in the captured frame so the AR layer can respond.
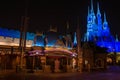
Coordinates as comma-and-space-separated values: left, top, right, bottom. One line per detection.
83, 0, 120, 53
73, 32, 77, 47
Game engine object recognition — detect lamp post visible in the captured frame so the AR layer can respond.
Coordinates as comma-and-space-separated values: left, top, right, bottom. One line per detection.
19, 16, 29, 71
76, 17, 83, 72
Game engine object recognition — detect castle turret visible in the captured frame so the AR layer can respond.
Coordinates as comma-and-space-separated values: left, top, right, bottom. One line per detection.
97, 2, 102, 37
90, 0, 96, 24
85, 0, 97, 41
116, 34, 119, 42
73, 32, 77, 47
83, 0, 120, 53
103, 12, 110, 36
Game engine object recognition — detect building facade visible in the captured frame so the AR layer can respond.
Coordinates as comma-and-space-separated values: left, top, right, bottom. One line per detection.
83, 0, 120, 65
0, 26, 77, 72
0, 0, 119, 72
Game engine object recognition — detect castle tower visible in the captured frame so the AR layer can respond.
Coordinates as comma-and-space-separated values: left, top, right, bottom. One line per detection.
73, 32, 77, 47
102, 13, 110, 36
83, 0, 120, 53
85, 0, 97, 41
97, 2, 102, 37
85, 0, 112, 42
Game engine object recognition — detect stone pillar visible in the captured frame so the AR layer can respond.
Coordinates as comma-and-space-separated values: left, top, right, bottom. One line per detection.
54, 59, 60, 72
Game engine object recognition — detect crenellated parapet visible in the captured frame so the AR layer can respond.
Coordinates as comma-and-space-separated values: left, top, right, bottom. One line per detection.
0, 27, 35, 40
0, 27, 35, 47
0, 36, 33, 47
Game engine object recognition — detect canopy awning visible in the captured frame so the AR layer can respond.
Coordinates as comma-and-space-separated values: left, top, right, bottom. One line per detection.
28, 47, 77, 57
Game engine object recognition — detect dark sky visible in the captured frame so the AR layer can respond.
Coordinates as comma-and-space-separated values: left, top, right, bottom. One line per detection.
0, 0, 120, 36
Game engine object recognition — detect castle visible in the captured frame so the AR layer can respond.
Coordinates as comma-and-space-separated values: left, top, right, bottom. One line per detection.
83, 0, 120, 53
0, 0, 120, 71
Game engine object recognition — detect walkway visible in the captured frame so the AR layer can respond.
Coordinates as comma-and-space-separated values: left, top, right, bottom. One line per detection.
1, 65, 120, 80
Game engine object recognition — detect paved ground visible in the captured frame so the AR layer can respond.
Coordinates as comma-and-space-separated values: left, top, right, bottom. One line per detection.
1, 71, 120, 80
0, 66, 120, 80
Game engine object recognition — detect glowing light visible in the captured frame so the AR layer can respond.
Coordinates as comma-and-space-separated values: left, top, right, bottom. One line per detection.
45, 47, 75, 55
73, 32, 77, 46
28, 47, 77, 56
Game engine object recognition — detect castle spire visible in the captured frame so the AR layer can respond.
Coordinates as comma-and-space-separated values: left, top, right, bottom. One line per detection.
116, 34, 119, 42
103, 12, 110, 35
90, 0, 95, 23
73, 32, 77, 46
104, 12, 107, 23
91, 0, 94, 12
97, 2, 101, 16
96, 2, 102, 33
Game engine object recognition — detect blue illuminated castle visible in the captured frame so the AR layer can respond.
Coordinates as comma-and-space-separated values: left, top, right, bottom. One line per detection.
0, 0, 120, 53
83, 0, 120, 52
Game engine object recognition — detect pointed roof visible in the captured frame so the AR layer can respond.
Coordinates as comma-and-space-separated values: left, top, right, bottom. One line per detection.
97, 2, 101, 16
73, 32, 77, 45
91, 0, 94, 12
116, 34, 119, 42
90, 0, 95, 17
104, 12, 107, 23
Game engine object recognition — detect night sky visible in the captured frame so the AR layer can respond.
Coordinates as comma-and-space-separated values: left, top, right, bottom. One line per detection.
0, 0, 120, 36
